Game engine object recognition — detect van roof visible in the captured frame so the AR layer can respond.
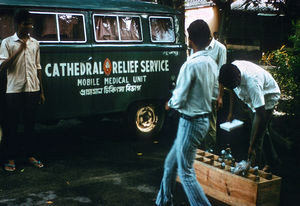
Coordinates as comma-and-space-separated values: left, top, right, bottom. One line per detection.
0, 0, 181, 14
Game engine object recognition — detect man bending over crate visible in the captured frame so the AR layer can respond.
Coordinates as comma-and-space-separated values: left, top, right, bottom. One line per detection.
218, 61, 282, 172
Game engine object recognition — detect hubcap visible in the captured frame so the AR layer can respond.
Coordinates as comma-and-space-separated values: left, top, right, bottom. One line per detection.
135, 106, 158, 133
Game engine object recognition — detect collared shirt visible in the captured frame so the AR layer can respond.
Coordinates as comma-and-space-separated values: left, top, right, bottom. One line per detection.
0, 33, 41, 93
205, 38, 227, 70
168, 51, 218, 116
232, 60, 281, 112
198, 38, 227, 99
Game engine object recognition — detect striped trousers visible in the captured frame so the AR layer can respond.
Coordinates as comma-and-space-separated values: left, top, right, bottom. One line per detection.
156, 115, 211, 206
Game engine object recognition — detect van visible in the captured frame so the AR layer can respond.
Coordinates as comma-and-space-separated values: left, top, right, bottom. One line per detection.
0, 0, 187, 138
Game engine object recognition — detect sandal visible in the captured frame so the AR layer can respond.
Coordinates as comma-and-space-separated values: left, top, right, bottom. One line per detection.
29, 159, 44, 168
4, 163, 16, 172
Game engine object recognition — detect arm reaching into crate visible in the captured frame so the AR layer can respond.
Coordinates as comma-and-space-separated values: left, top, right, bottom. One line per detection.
248, 106, 266, 160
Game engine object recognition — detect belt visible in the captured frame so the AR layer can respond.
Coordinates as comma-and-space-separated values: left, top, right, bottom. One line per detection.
180, 113, 209, 120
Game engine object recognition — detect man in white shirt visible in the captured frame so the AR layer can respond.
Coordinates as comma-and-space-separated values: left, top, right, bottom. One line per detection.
0, 9, 45, 172
156, 20, 217, 206
219, 61, 281, 171
200, 33, 227, 152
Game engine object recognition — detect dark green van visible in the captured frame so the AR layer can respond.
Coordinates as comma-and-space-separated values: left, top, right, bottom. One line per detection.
0, 0, 186, 138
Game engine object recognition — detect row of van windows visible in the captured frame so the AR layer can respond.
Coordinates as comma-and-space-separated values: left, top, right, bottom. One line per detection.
0, 11, 175, 43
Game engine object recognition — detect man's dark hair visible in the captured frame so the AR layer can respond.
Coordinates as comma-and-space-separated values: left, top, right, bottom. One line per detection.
14, 9, 31, 25
219, 63, 241, 89
187, 19, 211, 49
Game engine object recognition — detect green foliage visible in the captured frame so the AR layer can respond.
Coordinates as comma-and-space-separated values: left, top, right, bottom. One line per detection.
261, 45, 297, 96
261, 43, 300, 115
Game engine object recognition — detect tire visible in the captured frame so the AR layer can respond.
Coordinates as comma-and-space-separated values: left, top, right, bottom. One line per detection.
127, 101, 165, 139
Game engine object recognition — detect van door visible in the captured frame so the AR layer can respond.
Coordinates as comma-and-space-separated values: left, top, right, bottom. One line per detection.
90, 13, 145, 114
29, 11, 93, 121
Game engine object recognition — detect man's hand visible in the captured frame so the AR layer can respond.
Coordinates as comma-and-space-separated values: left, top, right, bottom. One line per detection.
248, 145, 253, 157
226, 112, 233, 122
217, 96, 223, 110
18, 41, 27, 53
165, 101, 170, 111
248, 145, 256, 161
39, 92, 45, 104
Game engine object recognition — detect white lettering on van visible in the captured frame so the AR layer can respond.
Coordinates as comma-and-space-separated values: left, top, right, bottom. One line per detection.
91, 62, 103, 75
79, 62, 92, 76
80, 63, 86, 75
74, 63, 80, 76
45, 63, 52, 77
44, 59, 168, 78
77, 78, 100, 86
60, 63, 66, 76
104, 76, 129, 85
133, 75, 147, 83
44, 62, 104, 77
140, 60, 169, 72
67, 63, 74, 76
52, 63, 60, 77
112, 60, 138, 74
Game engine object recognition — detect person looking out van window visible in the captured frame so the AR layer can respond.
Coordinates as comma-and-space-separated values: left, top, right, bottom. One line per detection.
0, 9, 45, 172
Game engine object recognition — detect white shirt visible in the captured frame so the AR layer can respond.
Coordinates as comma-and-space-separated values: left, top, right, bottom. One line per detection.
205, 38, 227, 70
168, 51, 218, 116
232, 60, 281, 112
0, 33, 41, 93
199, 38, 227, 99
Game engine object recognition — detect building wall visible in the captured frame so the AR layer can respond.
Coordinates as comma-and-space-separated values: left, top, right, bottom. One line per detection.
185, 6, 220, 37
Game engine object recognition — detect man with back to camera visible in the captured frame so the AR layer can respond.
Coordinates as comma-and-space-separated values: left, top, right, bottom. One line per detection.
155, 19, 218, 206
218, 61, 281, 172
0, 9, 45, 171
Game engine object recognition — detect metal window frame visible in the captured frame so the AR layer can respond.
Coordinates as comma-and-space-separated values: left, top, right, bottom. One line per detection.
149, 16, 175, 43
93, 13, 143, 43
30, 11, 87, 43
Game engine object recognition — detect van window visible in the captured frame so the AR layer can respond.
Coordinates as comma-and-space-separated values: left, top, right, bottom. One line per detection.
149, 16, 175, 43
119, 16, 142, 41
31, 13, 58, 41
0, 12, 15, 41
93, 14, 142, 42
58, 14, 85, 42
94, 15, 119, 41
30, 12, 86, 43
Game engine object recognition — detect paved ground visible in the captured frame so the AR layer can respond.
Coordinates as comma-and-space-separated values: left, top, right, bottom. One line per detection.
0, 117, 171, 206
0, 105, 299, 206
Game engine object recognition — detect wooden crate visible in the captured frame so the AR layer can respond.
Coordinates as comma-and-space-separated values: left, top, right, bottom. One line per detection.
179, 149, 282, 206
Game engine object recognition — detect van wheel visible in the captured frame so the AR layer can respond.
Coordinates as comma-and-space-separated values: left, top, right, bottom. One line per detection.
127, 102, 165, 139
